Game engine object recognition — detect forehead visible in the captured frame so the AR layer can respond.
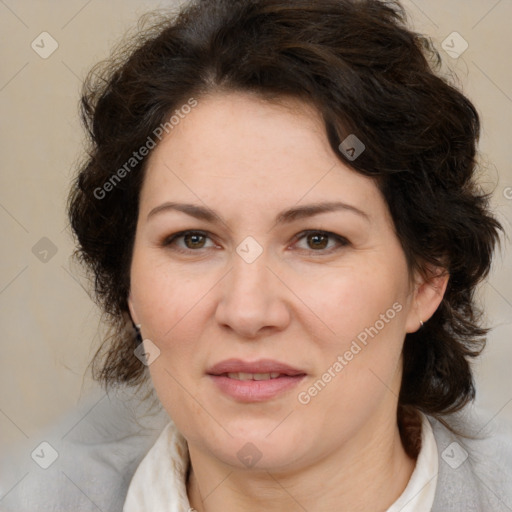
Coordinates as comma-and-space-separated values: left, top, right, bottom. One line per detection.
140, 91, 384, 222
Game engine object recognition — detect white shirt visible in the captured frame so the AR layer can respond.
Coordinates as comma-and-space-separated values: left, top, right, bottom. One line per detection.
123, 412, 438, 512
386, 413, 438, 512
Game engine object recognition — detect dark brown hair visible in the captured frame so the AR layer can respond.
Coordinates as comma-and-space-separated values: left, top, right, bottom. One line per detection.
68, 0, 502, 446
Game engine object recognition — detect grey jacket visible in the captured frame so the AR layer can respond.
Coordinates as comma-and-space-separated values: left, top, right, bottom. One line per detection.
1, 385, 511, 511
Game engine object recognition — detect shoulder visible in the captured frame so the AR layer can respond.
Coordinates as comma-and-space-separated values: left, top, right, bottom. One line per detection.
0, 385, 169, 512
429, 405, 512, 512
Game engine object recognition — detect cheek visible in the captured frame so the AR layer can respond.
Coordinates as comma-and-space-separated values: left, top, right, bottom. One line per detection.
130, 249, 212, 339
129, 251, 216, 394
299, 256, 411, 415
307, 259, 409, 347
294, 273, 409, 436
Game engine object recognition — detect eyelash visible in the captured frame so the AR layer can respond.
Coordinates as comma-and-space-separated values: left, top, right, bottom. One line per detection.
161, 230, 349, 256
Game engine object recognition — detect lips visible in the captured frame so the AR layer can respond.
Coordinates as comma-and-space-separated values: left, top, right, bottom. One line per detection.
207, 359, 306, 402
207, 358, 306, 378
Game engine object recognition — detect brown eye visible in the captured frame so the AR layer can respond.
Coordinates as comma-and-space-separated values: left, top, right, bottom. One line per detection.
183, 232, 207, 249
162, 230, 215, 252
294, 230, 349, 254
306, 232, 329, 250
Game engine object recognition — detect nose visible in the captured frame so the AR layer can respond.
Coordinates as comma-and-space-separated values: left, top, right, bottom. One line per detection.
214, 250, 291, 339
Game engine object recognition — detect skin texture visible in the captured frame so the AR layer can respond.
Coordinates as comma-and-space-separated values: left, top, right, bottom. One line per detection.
128, 91, 448, 512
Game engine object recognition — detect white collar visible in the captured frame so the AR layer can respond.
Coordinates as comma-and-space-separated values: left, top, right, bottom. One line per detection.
385, 413, 439, 512
123, 413, 438, 512
123, 420, 189, 512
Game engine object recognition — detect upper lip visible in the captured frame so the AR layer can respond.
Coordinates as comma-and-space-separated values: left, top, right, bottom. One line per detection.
207, 358, 306, 376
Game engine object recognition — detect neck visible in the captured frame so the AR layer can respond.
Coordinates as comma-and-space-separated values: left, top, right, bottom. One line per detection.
186, 412, 416, 512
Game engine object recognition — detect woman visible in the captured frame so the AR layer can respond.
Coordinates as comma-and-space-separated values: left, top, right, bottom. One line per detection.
67, 0, 511, 510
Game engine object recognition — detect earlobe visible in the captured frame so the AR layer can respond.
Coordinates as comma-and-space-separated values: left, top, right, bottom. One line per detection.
405, 266, 449, 333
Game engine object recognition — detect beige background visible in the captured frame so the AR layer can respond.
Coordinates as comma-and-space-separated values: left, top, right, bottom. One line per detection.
1, 0, 511, 456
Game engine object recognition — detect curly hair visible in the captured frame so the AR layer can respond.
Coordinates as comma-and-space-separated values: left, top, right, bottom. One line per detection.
68, 0, 502, 442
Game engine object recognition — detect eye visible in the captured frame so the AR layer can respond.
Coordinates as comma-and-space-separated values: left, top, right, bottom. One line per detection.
161, 230, 216, 252
293, 230, 349, 254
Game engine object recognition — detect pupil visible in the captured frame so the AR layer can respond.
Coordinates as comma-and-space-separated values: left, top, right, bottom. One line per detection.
186, 233, 204, 248
309, 233, 327, 250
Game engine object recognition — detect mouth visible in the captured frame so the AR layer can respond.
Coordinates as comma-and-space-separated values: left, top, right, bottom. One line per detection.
224, 372, 288, 380
207, 359, 307, 402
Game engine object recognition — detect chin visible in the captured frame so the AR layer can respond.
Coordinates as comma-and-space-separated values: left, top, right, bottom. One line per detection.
216, 440, 305, 472
203, 419, 307, 470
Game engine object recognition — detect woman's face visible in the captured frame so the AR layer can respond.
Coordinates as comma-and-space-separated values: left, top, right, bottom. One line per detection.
129, 91, 425, 471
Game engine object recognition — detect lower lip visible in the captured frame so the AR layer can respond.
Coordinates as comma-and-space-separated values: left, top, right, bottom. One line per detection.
208, 374, 306, 402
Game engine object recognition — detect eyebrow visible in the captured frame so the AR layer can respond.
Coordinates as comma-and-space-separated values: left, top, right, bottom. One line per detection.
147, 200, 370, 227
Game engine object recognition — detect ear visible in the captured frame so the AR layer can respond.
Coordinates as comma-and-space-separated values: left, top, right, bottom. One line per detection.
405, 265, 449, 333
127, 293, 140, 326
